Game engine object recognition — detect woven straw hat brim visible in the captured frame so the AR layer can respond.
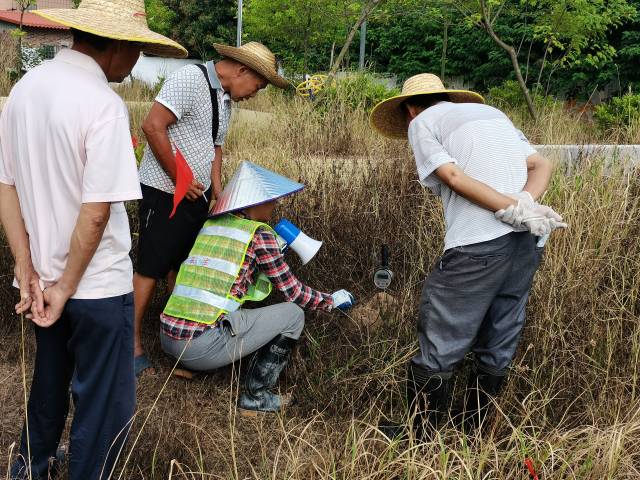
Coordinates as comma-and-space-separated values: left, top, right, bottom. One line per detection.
33, 9, 188, 58
370, 90, 485, 139
214, 43, 289, 89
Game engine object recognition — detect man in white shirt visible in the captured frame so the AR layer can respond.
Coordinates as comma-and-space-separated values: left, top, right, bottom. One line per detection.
134, 42, 288, 376
0, 1, 186, 478
370, 73, 566, 437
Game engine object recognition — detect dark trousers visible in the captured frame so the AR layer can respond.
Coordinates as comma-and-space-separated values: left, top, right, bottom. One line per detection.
413, 232, 543, 374
11, 293, 135, 480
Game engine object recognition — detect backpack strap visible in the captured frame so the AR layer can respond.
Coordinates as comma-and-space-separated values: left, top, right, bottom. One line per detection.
195, 63, 220, 145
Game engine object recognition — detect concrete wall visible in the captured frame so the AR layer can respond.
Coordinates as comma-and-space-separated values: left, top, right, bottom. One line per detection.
0, 18, 13, 32
23, 27, 71, 49
0, 22, 71, 49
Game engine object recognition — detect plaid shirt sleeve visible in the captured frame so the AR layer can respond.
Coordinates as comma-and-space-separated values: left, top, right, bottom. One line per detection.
253, 230, 334, 311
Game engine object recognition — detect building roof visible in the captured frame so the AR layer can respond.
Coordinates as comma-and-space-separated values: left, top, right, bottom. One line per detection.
0, 10, 69, 30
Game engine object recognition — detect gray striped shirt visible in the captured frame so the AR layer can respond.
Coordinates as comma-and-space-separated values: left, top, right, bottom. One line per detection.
409, 101, 537, 250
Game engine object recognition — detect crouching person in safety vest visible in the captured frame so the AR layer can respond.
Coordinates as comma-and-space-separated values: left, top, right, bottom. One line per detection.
159, 161, 355, 416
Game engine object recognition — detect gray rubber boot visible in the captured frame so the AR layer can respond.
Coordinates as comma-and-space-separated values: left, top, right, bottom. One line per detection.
237, 334, 297, 416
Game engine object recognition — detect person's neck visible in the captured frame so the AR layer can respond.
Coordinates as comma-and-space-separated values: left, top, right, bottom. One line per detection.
214, 62, 231, 92
72, 43, 111, 78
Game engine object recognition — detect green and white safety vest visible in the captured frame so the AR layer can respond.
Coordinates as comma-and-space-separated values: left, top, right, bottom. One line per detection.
163, 214, 274, 324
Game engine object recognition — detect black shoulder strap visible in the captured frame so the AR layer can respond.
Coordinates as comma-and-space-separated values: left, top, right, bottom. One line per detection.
196, 63, 220, 145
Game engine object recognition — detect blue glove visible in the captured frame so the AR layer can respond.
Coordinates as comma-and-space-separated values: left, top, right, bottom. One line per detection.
331, 289, 355, 311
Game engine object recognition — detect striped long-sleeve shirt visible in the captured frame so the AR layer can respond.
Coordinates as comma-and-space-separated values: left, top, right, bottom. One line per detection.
160, 228, 333, 339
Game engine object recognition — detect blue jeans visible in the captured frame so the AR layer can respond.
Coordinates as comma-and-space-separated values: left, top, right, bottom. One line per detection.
11, 293, 135, 480
413, 232, 543, 374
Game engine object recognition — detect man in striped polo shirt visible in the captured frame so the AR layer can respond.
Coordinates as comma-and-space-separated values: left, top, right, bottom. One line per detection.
134, 42, 288, 376
370, 74, 567, 437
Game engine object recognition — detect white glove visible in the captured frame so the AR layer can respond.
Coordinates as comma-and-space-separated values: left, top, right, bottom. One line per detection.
331, 289, 355, 311
496, 191, 534, 231
496, 192, 568, 236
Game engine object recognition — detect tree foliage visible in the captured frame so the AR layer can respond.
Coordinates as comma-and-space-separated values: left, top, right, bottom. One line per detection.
143, 0, 639, 99
367, 0, 639, 99
244, 0, 362, 72
145, 0, 177, 37
162, 0, 236, 60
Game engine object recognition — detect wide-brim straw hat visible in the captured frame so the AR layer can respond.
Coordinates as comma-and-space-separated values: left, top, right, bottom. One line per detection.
33, 0, 187, 59
213, 42, 289, 89
210, 161, 304, 217
370, 73, 485, 139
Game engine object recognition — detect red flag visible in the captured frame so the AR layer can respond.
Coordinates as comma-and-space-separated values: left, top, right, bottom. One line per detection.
169, 147, 194, 219
524, 458, 539, 480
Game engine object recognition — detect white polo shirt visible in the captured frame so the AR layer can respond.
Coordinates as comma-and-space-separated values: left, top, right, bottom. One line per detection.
409, 101, 537, 251
0, 49, 142, 299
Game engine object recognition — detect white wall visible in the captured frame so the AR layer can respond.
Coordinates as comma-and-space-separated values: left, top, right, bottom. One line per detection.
129, 55, 202, 86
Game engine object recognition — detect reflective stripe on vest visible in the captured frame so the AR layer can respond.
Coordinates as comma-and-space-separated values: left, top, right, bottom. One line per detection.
183, 255, 237, 276
199, 225, 253, 244
162, 214, 274, 325
172, 285, 241, 313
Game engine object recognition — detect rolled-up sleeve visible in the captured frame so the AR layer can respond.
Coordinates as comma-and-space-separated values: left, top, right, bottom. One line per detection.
82, 115, 142, 203
409, 120, 457, 189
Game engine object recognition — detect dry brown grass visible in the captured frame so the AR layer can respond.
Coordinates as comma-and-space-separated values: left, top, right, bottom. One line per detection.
1, 85, 640, 479
0, 33, 18, 98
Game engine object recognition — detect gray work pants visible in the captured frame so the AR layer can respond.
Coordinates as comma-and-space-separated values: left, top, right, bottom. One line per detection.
160, 302, 305, 371
412, 232, 543, 375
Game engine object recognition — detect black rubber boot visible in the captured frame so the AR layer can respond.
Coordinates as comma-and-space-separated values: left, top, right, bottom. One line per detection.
462, 366, 506, 432
237, 334, 297, 416
407, 362, 454, 438
379, 363, 454, 440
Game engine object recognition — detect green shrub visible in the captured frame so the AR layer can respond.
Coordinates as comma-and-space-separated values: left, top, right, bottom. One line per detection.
320, 73, 400, 112
594, 92, 640, 131
486, 80, 557, 111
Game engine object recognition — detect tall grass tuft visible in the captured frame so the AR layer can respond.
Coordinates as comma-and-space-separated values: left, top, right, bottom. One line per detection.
0, 33, 18, 98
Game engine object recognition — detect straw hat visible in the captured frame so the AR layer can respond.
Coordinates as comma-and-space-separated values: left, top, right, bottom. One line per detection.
33, 0, 187, 59
210, 161, 304, 217
213, 42, 289, 89
370, 73, 485, 139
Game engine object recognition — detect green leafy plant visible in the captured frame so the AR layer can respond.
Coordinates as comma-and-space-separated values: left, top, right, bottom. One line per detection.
594, 91, 640, 130
320, 72, 400, 112
487, 79, 557, 111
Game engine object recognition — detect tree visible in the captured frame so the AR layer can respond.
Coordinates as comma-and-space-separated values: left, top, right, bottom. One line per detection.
326, 0, 385, 80
368, 0, 459, 82
11, 0, 37, 73
145, 0, 176, 37
163, 0, 236, 60
245, 0, 362, 73
445, 0, 636, 119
